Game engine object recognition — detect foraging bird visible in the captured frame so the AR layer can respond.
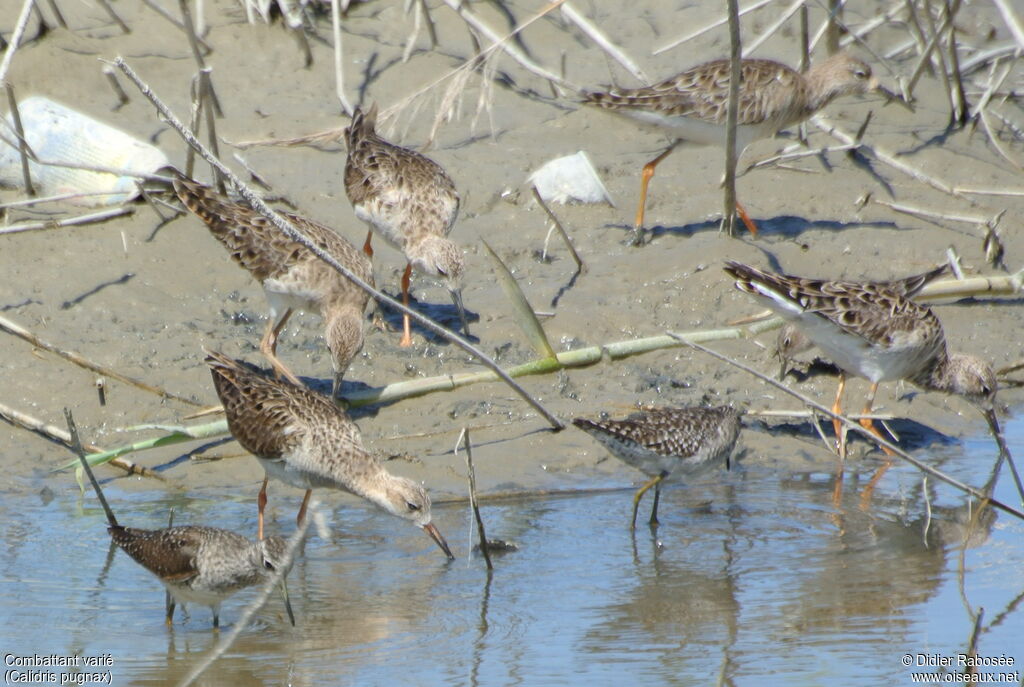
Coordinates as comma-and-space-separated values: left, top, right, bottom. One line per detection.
773, 266, 949, 381
724, 261, 998, 456
174, 177, 373, 398
206, 350, 454, 559
573, 406, 740, 528
74, 438, 295, 629
584, 53, 888, 244
344, 104, 468, 347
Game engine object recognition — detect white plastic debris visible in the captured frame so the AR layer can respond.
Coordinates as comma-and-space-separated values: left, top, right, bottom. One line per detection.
0, 96, 170, 206
527, 151, 614, 206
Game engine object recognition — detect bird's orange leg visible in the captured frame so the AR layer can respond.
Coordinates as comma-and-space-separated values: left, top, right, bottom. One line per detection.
257, 477, 269, 541
260, 309, 302, 386
632, 143, 679, 245
296, 489, 312, 527
399, 263, 414, 347
832, 372, 847, 458
858, 382, 896, 456
362, 229, 374, 258
734, 200, 760, 238
858, 382, 897, 509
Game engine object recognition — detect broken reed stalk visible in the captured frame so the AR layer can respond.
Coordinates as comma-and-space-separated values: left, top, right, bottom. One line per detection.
530, 186, 584, 272
0, 312, 201, 406
330, 0, 353, 116
0, 206, 133, 236
0, 0, 34, 85
55, 270, 1023, 472
94, 0, 130, 34
721, 0, 741, 236
560, 2, 648, 83
677, 336, 1024, 522
0, 401, 164, 479
178, 0, 221, 117
103, 66, 130, 109
5, 83, 34, 196
458, 428, 492, 569
112, 57, 563, 431
743, 0, 804, 58
199, 68, 225, 193
140, 0, 213, 53
653, 0, 772, 55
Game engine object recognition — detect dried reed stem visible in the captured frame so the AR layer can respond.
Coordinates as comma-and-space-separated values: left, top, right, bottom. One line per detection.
530, 186, 584, 272
0, 401, 163, 479
0, 0, 34, 85
0, 312, 202, 406
5, 83, 34, 196
0, 207, 133, 235
560, 2, 648, 83
721, 0, 741, 237
140, 0, 213, 53
331, 0, 354, 116
653, 0, 772, 55
94, 0, 130, 34
743, 0, 804, 58
113, 57, 564, 431
458, 428, 492, 569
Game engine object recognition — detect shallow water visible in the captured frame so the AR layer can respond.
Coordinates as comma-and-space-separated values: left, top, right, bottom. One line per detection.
2, 416, 1022, 686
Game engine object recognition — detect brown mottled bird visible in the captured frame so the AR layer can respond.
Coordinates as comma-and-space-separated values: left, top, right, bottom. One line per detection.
206, 350, 454, 559
573, 406, 741, 528
343, 104, 468, 346
724, 261, 997, 457
584, 53, 886, 244
73, 432, 295, 629
174, 177, 373, 397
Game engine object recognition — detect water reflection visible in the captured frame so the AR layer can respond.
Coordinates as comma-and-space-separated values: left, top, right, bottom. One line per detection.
1, 420, 1022, 685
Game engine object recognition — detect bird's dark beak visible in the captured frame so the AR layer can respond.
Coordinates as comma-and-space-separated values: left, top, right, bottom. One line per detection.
876, 82, 915, 112
449, 287, 470, 338
280, 575, 296, 626
424, 522, 455, 560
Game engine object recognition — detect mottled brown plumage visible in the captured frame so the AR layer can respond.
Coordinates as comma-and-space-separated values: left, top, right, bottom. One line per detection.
573, 406, 740, 528
174, 177, 373, 396
584, 53, 880, 242
724, 261, 997, 455
110, 525, 291, 628
205, 350, 454, 559
343, 104, 467, 346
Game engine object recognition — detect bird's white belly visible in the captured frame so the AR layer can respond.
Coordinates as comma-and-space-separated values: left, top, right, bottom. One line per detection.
258, 456, 338, 491
354, 202, 408, 253
263, 282, 319, 320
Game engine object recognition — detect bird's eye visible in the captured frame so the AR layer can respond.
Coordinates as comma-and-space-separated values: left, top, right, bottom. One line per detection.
264, 560, 275, 570
854, 69, 868, 80
437, 267, 447, 277
406, 501, 421, 512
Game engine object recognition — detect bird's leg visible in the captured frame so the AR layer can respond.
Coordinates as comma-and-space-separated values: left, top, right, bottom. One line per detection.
632, 142, 678, 246
631, 473, 665, 530
212, 611, 219, 630
257, 477, 269, 541
399, 263, 414, 348
858, 382, 896, 456
165, 594, 175, 626
260, 309, 302, 386
362, 229, 374, 258
649, 480, 663, 527
832, 372, 847, 459
734, 200, 760, 238
296, 489, 312, 527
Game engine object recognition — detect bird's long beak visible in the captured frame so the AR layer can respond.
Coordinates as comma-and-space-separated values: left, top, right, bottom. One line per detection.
876, 81, 915, 112
280, 575, 296, 627
983, 406, 1024, 505
449, 287, 470, 338
423, 522, 455, 560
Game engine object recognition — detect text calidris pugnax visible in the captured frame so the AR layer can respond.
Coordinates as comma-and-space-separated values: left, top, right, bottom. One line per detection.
206, 350, 455, 559
175, 177, 373, 398
584, 53, 884, 244
573, 406, 740, 528
724, 261, 998, 457
344, 104, 468, 346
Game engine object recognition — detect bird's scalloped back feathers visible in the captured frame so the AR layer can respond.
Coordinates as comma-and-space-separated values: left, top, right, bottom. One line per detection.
108, 525, 204, 582
173, 177, 372, 287
574, 407, 740, 459
205, 350, 344, 459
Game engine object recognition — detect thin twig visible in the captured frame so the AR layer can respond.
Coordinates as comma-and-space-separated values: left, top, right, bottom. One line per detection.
94, 0, 131, 34
113, 56, 564, 431
66, 409, 121, 525
0, 312, 202, 406
0, 207, 134, 236
560, 2, 648, 83
102, 66, 130, 110
0, 401, 164, 479
139, 0, 213, 53
0, 0, 34, 85
5, 83, 34, 196
653, 0, 772, 55
178, 0, 221, 116
331, 0, 353, 116
457, 428, 492, 570
531, 186, 584, 272
721, 0, 741, 236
